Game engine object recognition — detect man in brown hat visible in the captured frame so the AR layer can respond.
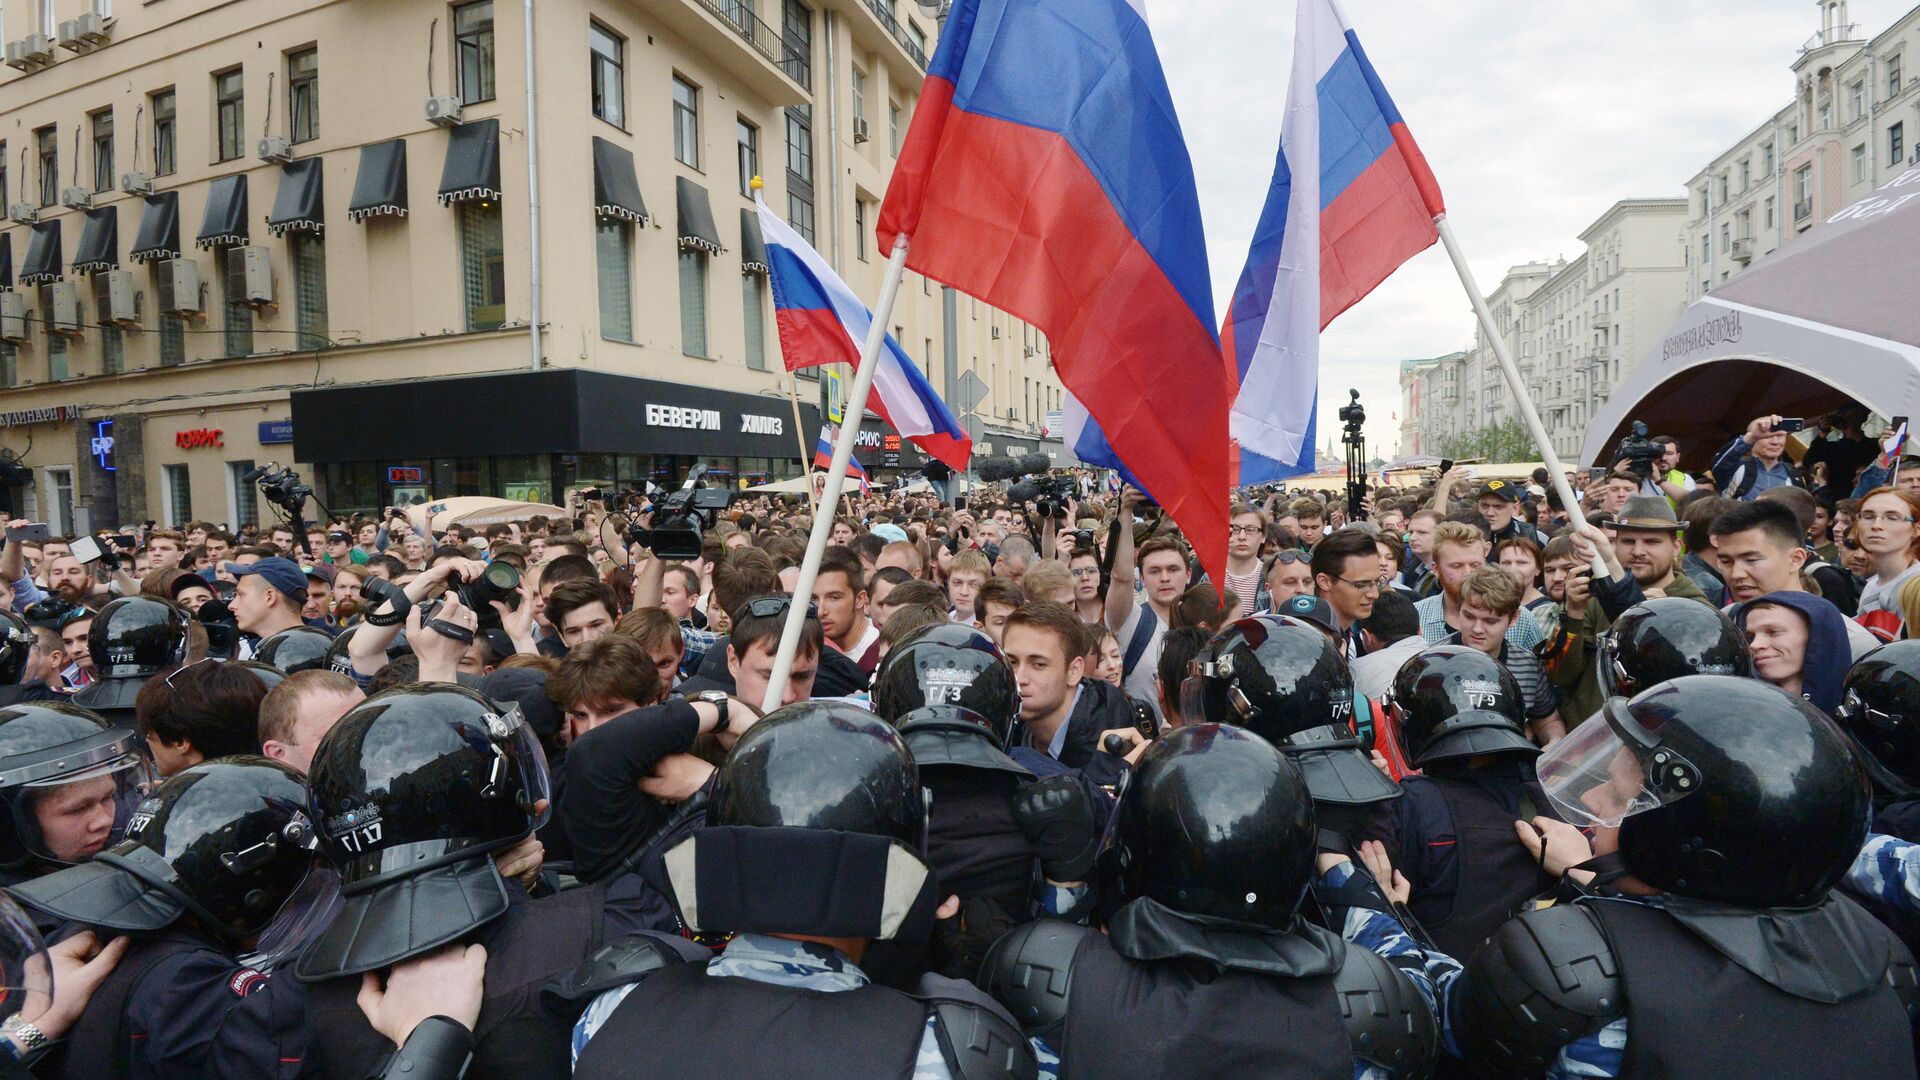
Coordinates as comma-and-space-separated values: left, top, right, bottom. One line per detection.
1540, 495, 1714, 723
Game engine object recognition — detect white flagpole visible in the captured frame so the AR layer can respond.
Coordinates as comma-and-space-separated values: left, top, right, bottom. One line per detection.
1435, 216, 1608, 578
761, 234, 912, 712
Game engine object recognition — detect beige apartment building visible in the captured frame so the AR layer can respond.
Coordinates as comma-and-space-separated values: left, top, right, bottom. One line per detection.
0, 0, 1064, 531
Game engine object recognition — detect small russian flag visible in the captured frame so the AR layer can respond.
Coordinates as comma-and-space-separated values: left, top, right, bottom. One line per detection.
816, 426, 872, 496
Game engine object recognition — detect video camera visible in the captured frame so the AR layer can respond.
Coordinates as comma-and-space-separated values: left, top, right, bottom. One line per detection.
241, 463, 314, 517
981, 453, 1076, 518
1616, 421, 1664, 482
632, 463, 732, 561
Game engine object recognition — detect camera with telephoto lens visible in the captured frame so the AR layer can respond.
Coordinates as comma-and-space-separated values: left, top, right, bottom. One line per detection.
630, 463, 732, 561
241, 463, 314, 515
1008, 473, 1078, 520
420, 561, 521, 629
1616, 421, 1664, 482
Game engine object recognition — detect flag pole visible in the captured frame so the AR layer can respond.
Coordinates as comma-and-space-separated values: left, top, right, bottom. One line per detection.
761, 235, 912, 713
1435, 216, 1607, 578
787, 376, 817, 512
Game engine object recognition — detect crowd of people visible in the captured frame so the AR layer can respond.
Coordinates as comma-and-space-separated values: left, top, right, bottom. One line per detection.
0, 405, 1917, 1077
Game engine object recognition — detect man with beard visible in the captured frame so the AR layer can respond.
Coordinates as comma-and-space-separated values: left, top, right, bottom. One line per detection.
1413, 522, 1545, 650
42, 554, 96, 609
1540, 496, 1714, 724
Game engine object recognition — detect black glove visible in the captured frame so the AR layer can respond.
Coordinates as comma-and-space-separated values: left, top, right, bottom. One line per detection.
1011, 775, 1102, 882
929, 895, 1019, 982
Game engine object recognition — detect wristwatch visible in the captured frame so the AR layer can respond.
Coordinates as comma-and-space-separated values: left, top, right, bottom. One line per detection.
690, 690, 732, 732
2, 1015, 48, 1057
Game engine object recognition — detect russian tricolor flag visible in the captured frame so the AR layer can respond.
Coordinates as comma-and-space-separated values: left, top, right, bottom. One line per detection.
1227, 0, 1445, 480
757, 192, 972, 474
815, 425, 871, 494
879, 0, 1235, 586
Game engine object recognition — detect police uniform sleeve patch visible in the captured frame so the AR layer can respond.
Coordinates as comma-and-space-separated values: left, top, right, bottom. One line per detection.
228, 967, 268, 997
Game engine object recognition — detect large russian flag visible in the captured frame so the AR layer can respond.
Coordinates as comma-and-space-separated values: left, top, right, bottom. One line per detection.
757, 192, 972, 474
878, 0, 1234, 586
1226, 0, 1445, 478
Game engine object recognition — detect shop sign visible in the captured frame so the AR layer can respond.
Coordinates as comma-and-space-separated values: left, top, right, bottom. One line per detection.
883, 452, 901, 468
854, 429, 883, 449
388, 466, 424, 484
883, 434, 901, 452
175, 428, 225, 450
645, 404, 722, 431
0, 405, 79, 428
740, 413, 784, 435
90, 420, 115, 473
258, 420, 294, 445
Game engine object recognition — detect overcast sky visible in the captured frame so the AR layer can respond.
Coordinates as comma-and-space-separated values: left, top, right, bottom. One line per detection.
1148, 0, 1851, 459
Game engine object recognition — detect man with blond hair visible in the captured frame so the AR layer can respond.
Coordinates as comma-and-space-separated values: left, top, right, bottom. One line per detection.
1413, 521, 1545, 650
1448, 565, 1564, 743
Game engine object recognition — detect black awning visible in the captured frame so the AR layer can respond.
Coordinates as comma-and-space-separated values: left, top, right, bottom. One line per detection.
438, 118, 501, 206
267, 158, 325, 237
739, 208, 768, 275
349, 139, 408, 222
0, 234, 12, 290
676, 177, 721, 255
20, 221, 61, 285
592, 137, 647, 224
71, 207, 118, 274
130, 191, 181, 263
196, 174, 249, 248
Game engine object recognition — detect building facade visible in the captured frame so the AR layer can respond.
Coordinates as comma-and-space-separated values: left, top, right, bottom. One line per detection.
0, 0, 1063, 530
1686, 0, 1920, 300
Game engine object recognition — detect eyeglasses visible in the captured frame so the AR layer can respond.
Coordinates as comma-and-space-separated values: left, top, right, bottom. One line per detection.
1270, 550, 1309, 565
1070, 567, 1099, 579
1857, 512, 1915, 524
746, 596, 820, 621
1334, 576, 1385, 594
1227, 525, 1264, 537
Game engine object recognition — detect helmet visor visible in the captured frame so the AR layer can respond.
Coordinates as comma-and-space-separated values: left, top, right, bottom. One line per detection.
11, 738, 155, 867
0, 893, 49, 1023
1537, 699, 1700, 828
487, 702, 553, 831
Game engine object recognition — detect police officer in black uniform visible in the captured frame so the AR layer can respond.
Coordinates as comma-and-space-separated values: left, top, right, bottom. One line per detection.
870, 624, 1103, 977
10, 757, 320, 1078
569, 700, 1039, 1080
1834, 640, 1920, 974
1597, 595, 1753, 698
71, 597, 189, 727
252, 625, 336, 675
981, 724, 1438, 1078
1364, 646, 1553, 961
1456, 675, 1920, 1078
0, 702, 151, 895
294, 682, 603, 1080
0, 607, 53, 706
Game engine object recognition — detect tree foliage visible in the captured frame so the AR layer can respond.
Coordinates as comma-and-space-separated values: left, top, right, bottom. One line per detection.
1437, 417, 1538, 463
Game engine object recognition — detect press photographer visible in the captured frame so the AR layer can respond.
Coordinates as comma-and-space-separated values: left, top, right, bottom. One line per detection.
1614, 421, 1693, 502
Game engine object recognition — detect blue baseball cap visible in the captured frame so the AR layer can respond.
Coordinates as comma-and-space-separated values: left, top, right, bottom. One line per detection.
225, 557, 307, 603
1279, 594, 1339, 636
871, 524, 909, 543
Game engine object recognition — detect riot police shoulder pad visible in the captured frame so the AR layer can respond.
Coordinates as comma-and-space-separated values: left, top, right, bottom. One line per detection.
917, 973, 1041, 1080
979, 918, 1093, 1041
542, 931, 710, 1007
1335, 945, 1438, 1077
1456, 903, 1624, 1076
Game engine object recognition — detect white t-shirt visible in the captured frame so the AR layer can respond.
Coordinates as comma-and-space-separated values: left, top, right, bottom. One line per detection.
1116, 601, 1168, 720
1858, 560, 1920, 618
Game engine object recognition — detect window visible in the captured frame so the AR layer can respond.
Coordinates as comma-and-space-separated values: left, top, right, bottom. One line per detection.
851, 66, 867, 127
595, 219, 633, 341
93, 275, 122, 374
222, 246, 254, 357
744, 274, 767, 370
1850, 79, 1864, 121
1794, 163, 1812, 204
162, 464, 192, 527
1852, 142, 1867, 181
907, 20, 927, 59
40, 286, 65, 381
854, 198, 868, 261
783, 0, 814, 81
787, 190, 815, 247
1762, 141, 1775, 175
215, 69, 245, 162
785, 105, 814, 245
1718, 223, 1728, 253
673, 77, 700, 168
0, 143, 7, 211
289, 232, 328, 348
1765, 196, 1775, 228
1819, 101, 1831, 130
288, 48, 319, 144
153, 264, 185, 365
228, 461, 259, 530
459, 202, 506, 331
35, 126, 56, 207
736, 118, 758, 196
1717, 172, 1728, 202
888, 100, 901, 156
152, 91, 177, 176
589, 23, 625, 128
1891, 54, 1905, 99
1893, 123, 1907, 166
90, 111, 112, 193
678, 251, 708, 357
455, 1, 496, 105
1788, 122, 1800, 144
0, 344, 14, 388
1738, 157, 1749, 191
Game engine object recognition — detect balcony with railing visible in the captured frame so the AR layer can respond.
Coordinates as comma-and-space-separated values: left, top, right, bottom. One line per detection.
835, 0, 929, 79
664, 0, 812, 103
1799, 23, 1862, 56
864, 0, 929, 67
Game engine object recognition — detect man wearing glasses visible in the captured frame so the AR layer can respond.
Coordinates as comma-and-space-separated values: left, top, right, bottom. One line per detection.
1214, 505, 1270, 619
1309, 529, 1385, 657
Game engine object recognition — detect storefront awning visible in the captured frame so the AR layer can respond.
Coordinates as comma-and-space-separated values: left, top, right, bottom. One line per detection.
592, 137, 647, 224
438, 119, 500, 206
676, 177, 720, 255
20, 220, 61, 285
130, 191, 181, 263
349, 139, 408, 222
0, 234, 13, 290
71, 206, 118, 274
196, 174, 249, 249
739, 208, 768, 275
267, 158, 325, 237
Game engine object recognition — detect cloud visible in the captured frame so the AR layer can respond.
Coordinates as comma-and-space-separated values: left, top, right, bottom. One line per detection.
1151, 0, 1825, 456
